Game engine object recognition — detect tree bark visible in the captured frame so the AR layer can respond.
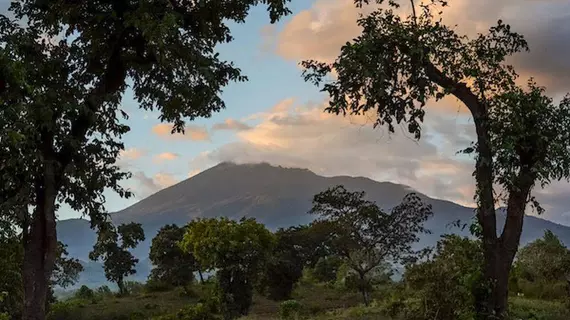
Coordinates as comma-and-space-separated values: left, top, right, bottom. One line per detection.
358, 272, 370, 306
118, 278, 125, 296
22, 162, 59, 320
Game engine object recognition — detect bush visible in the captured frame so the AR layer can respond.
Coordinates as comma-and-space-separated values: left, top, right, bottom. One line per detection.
123, 281, 145, 296
47, 301, 83, 320
279, 300, 302, 320
75, 285, 95, 300
312, 257, 343, 283
96, 285, 113, 299
153, 303, 218, 320
145, 279, 173, 293
403, 235, 484, 320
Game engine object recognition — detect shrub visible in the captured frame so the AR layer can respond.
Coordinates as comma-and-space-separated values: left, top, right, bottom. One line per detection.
279, 300, 302, 320
153, 303, 218, 320
96, 285, 113, 297
123, 281, 145, 296
145, 279, 173, 293
75, 285, 95, 300
403, 235, 484, 320
312, 257, 343, 283
47, 301, 84, 320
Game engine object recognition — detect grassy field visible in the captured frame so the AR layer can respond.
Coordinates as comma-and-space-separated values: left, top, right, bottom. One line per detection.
47, 282, 570, 320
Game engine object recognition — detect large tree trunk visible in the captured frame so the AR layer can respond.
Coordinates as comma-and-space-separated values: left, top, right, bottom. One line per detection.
357, 271, 370, 306
477, 171, 532, 320
22, 163, 59, 320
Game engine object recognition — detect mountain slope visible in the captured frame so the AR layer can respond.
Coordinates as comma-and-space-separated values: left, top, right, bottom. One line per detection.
57, 162, 570, 286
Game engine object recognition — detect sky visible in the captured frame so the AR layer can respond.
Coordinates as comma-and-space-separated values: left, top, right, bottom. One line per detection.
3, 0, 570, 224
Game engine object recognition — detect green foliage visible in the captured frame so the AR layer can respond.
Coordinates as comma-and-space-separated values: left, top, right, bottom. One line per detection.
312, 256, 343, 284
150, 224, 198, 288
123, 281, 145, 296
181, 218, 275, 319
0, 292, 10, 320
310, 185, 432, 305
516, 230, 570, 283
278, 300, 302, 320
96, 285, 113, 298
404, 235, 485, 320
259, 225, 327, 301
511, 230, 570, 300
0, 233, 23, 319
47, 300, 85, 320
53, 242, 84, 288
153, 303, 218, 320
90, 222, 145, 295
75, 285, 96, 300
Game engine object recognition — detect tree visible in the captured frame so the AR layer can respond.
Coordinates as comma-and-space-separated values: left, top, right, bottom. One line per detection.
0, 1, 291, 319
515, 230, 570, 299
301, 1, 570, 317
259, 223, 338, 301
311, 256, 343, 283
149, 224, 199, 287
404, 235, 484, 320
52, 242, 84, 289
310, 185, 432, 305
180, 218, 275, 320
89, 222, 145, 295
0, 232, 23, 319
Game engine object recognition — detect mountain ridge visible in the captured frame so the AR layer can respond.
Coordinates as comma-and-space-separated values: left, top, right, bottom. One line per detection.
56, 162, 570, 287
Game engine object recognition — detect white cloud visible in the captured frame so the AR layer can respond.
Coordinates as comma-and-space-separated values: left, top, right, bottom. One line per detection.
153, 152, 180, 163
130, 171, 179, 198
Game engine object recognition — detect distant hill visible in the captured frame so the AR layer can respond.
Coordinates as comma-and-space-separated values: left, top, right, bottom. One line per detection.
57, 162, 570, 287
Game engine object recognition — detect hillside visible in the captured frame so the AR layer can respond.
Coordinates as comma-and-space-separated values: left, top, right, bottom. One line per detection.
57, 162, 570, 287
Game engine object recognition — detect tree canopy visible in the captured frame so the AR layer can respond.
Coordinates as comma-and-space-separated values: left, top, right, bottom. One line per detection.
181, 217, 275, 320
149, 224, 199, 287
516, 230, 570, 283
310, 185, 433, 305
89, 222, 145, 295
301, 1, 570, 317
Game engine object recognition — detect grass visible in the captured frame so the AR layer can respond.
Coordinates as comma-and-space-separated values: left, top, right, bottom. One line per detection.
49, 289, 199, 320
48, 283, 570, 320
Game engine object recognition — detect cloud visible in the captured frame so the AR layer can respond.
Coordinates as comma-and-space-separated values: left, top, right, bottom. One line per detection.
131, 171, 179, 198
188, 169, 201, 178
274, 0, 570, 95
188, 97, 479, 207
212, 119, 252, 132
152, 123, 210, 141
153, 152, 180, 163
119, 148, 145, 161
276, 0, 374, 64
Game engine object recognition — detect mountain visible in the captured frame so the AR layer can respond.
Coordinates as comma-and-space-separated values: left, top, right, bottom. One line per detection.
57, 162, 570, 287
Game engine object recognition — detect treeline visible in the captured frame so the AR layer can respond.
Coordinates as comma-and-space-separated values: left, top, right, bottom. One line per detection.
37, 186, 570, 320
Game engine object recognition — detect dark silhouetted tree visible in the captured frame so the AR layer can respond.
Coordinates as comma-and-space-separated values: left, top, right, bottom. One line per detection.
310, 185, 432, 305
89, 222, 145, 295
0, 1, 290, 318
302, 1, 570, 317
149, 224, 199, 287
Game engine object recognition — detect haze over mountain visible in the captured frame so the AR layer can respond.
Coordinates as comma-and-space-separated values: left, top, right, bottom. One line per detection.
58, 162, 570, 287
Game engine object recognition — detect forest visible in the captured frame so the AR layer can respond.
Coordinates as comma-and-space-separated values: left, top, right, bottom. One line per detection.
2, 0, 570, 319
